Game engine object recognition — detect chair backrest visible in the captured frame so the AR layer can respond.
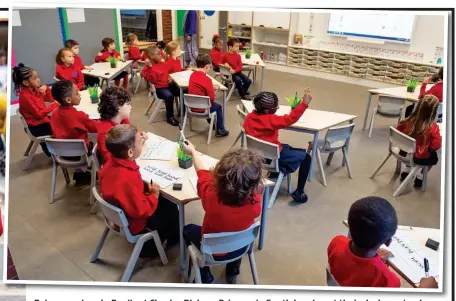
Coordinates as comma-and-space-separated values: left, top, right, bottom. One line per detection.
219, 65, 232, 82
92, 144, 101, 171
44, 138, 89, 166
236, 104, 247, 130
326, 265, 340, 286
245, 134, 280, 172
377, 95, 405, 116
184, 94, 211, 116
436, 103, 443, 122
53, 76, 60, 82
91, 187, 136, 243
16, 108, 35, 139
389, 126, 416, 165
148, 83, 160, 99
321, 124, 355, 152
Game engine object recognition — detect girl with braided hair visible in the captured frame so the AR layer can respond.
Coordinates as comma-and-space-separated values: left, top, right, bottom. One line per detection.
397, 95, 442, 187
210, 34, 223, 72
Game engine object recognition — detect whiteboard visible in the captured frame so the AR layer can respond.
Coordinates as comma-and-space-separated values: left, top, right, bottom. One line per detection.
327, 13, 416, 43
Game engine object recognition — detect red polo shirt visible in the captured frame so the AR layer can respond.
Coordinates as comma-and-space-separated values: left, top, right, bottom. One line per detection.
142, 62, 169, 89
210, 48, 223, 68
96, 118, 131, 163
18, 86, 58, 126
188, 70, 215, 102
166, 57, 183, 74
328, 235, 401, 287
73, 55, 85, 70
243, 101, 308, 151
50, 106, 98, 146
55, 64, 84, 90
128, 46, 141, 61
196, 170, 261, 235
419, 82, 443, 103
397, 121, 441, 159
99, 157, 158, 235
221, 52, 243, 73
95, 49, 121, 63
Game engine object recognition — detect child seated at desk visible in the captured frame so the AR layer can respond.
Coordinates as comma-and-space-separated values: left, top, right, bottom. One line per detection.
221, 38, 251, 100
243, 91, 312, 204
166, 41, 184, 74
210, 34, 223, 72
125, 33, 143, 69
328, 196, 438, 288
95, 37, 129, 90
398, 95, 442, 188
99, 124, 179, 258
157, 40, 167, 60
188, 53, 229, 137
13, 63, 59, 157
55, 48, 84, 90
65, 39, 100, 87
181, 141, 264, 284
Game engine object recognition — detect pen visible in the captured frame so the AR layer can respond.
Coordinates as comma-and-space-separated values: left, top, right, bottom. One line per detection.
424, 258, 429, 277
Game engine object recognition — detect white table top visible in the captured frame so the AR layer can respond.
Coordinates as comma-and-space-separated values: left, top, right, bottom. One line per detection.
368, 85, 435, 103
74, 88, 102, 119
170, 70, 227, 91
242, 100, 357, 132
240, 53, 265, 67
82, 60, 133, 80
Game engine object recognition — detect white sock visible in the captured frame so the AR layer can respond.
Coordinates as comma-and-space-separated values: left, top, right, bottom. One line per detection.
402, 164, 411, 173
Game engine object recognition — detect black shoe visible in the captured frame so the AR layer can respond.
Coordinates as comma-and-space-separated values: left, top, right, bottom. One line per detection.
267, 172, 279, 179
242, 95, 252, 100
226, 274, 238, 284
139, 248, 158, 259
400, 172, 409, 181
201, 270, 215, 284
414, 178, 423, 188
226, 266, 240, 284
216, 129, 229, 137
245, 91, 250, 96
290, 190, 308, 203
73, 171, 91, 185
167, 117, 179, 126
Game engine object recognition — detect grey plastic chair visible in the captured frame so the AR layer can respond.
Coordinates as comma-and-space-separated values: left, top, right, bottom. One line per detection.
145, 83, 179, 123
230, 104, 247, 149
370, 126, 429, 197
326, 265, 340, 286
368, 95, 405, 138
16, 109, 52, 171
53, 76, 60, 82
307, 124, 354, 187
185, 221, 260, 284
436, 103, 443, 123
219, 65, 236, 102
90, 187, 168, 282
245, 134, 292, 209
182, 94, 217, 145
44, 138, 91, 204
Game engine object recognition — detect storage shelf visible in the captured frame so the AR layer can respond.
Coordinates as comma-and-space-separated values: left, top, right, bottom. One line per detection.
228, 36, 251, 40
253, 26, 289, 32
253, 42, 288, 49
229, 24, 252, 28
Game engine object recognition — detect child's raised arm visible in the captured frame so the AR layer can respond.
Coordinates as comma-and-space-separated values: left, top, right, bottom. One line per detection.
182, 140, 205, 171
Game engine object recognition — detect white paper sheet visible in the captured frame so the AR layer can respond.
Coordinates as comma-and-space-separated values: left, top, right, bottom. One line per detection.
12, 11, 21, 26
171, 70, 194, 83
189, 177, 198, 193
140, 164, 184, 189
66, 8, 85, 23
141, 137, 177, 161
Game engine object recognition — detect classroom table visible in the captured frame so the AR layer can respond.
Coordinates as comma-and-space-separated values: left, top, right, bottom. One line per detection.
74, 88, 102, 119
240, 53, 266, 92
123, 41, 156, 52
342, 220, 440, 288
137, 133, 275, 270
82, 61, 133, 89
242, 100, 357, 183
170, 70, 228, 127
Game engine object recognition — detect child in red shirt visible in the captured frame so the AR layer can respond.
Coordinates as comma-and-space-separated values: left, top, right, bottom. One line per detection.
243, 91, 312, 204
125, 33, 144, 69
157, 40, 167, 60
65, 39, 100, 87
142, 46, 180, 126
221, 38, 251, 100
95, 37, 129, 90
188, 53, 229, 137
210, 34, 223, 72
166, 40, 184, 74
13, 63, 59, 157
99, 124, 179, 258
181, 141, 264, 284
398, 95, 442, 187
55, 48, 85, 90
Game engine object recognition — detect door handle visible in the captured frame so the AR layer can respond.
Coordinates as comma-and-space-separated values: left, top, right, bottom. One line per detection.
219, 27, 227, 30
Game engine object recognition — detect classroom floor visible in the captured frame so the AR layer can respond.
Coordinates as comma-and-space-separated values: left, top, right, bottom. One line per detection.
6, 69, 442, 287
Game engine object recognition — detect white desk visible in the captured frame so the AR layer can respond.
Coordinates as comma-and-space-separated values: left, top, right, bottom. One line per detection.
242, 100, 357, 183
137, 133, 275, 270
170, 70, 228, 126
82, 61, 133, 88
74, 88, 102, 120
240, 53, 265, 91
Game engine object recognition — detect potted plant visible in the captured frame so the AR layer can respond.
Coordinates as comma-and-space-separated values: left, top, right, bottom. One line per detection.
88, 86, 99, 104
286, 92, 302, 110
245, 49, 252, 59
407, 79, 418, 93
107, 57, 119, 68
177, 140, 193, 169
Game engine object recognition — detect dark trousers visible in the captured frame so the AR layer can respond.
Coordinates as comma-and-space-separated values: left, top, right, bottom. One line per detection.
156, 85, 184, 119
183, 224, 246, 282
27, 122, 53, 157
232, 72, 251, 97
84, 75, 100, 88
278, 144, 312, 193
210, 102, 225, 130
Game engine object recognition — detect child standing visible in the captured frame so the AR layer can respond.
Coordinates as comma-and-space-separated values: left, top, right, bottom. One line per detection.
243, 91, 312, 204
142, 46, 180, 126
99, 124, 179, 258
95, 37, 129, 90
13, 63, 59, 157
55, 48, 85, 90
210, 34, 223, 72
65, 39, 100, 87
221, 38, 251, 100
166, 41, 184, 74
181, 141, 264, 284
188, 54, 229, 137
398, 95, 442, 187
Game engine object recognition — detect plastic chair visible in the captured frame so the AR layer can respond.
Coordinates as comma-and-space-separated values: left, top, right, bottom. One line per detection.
89, 144, 101, 213
436, 103, 443, 123
230, 104, 247, 149
185, 222, 260, 284
370, 126, 429, 197
90, 187, 168, 282
182, 94, 217, 145
368, 95, 405, 138
144, 83, 180, 123
245, 134, 291, 209
326, 265, 340, 286
44, 138, 92, 204
219, 65, 236, 102
53, 76, 60, 82
17, 109, 52, 170
307, 124, 354, 187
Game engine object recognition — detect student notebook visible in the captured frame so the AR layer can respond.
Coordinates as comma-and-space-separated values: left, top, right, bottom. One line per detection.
140, 163, 184, 189
141, 136, 177, 161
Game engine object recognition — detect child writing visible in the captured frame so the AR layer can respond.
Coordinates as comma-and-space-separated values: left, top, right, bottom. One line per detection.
166, 41, 184, 74
55, 48, 85, 90
181, 141, 264, 284
188, 54, 229, 137
65, 39, 99, 87
328, 196, 438, 288
221, 38, 251, 100
99, 124, 179, 258
95, 37, 129, 90
142, 46, 180, 126
210, 34, 223, 72
243, 91, 312, 204
13, 63, 59, 157
398, 95, 442, 187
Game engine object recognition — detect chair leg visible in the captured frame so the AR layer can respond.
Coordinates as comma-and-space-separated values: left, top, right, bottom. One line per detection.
395, 160, 402, 175
62, 167, 71, 184
268, 172, 285, 209
226, 84, 236, 102
370, 153, 392, 178
49, 160, 58, 204
134, 76, 143, 94
229, 132, 242, 149
248, 248, 259, 285
89, 167, 97, 205
147, 99, 163, 124
23, 140, 33, 156
121, 236, 147, 282
342, 147, 353, 179
189, 115, 193, 131
207, 114, 216, 145
152, 231, 168, 265
422, 166, 428, 192
316, 149, 327, 187
326, 152, 334, 166
240, 132, 244, 148
90, 226, 110, 263
90, 202, 99, 215
368, 109, 377, 138
23, 140, 40, 170
393, 166, 420, 197
144, 98, 155, 116
287, 173, 292, 194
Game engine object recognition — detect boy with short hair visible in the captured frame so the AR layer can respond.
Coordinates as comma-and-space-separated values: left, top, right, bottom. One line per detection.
95, 37, 129, 90
221, 38, 251, 100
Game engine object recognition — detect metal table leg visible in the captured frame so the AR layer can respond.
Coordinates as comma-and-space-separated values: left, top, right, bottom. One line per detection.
308, 131, 319, 182
179, 87, 184, 127
260, 66, 265, 92
258, 185, 270, 250
223, 90, 227, 123
362, 92, 373, 130
177, 202, 186, 270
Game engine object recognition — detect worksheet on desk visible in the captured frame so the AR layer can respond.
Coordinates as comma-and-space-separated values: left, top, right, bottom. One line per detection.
172, 70, 194, 82
141, 136, 177, 160
140, 163, 184, 189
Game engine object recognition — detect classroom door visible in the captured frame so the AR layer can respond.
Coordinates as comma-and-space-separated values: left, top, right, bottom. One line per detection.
218, 11, 228, 52
198, 11, 219, 50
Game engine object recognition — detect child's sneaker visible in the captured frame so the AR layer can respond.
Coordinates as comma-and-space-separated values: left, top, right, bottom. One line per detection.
201, 270, 215, 284
290, 190, 308, 203
400, 172, 409, 181
414, 178, 423, 188
216, 129, 229, 137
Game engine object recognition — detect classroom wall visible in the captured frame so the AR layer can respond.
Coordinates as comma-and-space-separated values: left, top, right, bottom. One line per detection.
177, 10, 187, 37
